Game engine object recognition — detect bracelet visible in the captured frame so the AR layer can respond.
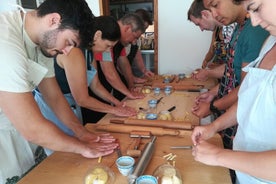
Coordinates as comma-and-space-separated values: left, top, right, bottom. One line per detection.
209, 98, 221, 116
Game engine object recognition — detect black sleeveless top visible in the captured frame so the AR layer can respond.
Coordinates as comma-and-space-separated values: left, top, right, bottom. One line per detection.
96, 42, 125, 92
54, 49, 93, 94
54, 57, 71, 94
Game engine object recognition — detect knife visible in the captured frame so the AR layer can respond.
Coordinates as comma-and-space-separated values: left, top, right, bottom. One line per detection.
156, 97, 163, 104
167, 106, 176, 112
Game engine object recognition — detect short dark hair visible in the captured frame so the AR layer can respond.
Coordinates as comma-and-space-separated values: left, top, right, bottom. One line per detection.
232, 0, 243, 4
135, 9, 153, 25
37, 0, 95, 47
91, 16, 121, 43
119, 13, 146, 33
187, 0, 206, 21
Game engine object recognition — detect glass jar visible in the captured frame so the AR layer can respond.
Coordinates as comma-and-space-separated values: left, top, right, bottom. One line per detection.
153, 164, 182, 184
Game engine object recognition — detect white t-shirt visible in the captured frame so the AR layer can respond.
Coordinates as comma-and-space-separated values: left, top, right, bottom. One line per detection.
0, 10, 54, 93
0, 10, 55, 182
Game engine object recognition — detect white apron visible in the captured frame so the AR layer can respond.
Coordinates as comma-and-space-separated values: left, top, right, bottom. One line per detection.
234, 36, 276, 184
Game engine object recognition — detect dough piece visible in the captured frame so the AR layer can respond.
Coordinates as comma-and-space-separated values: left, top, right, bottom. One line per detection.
85, 168, 108, 184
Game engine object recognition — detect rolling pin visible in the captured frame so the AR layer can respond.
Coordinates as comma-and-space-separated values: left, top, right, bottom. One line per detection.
128, 136, 157, 184
152, 84, 203, 90
110, 118, 194, 130
95, 124, 181, 136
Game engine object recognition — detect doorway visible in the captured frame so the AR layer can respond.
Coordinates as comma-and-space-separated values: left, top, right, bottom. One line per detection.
99, 0, 158, 74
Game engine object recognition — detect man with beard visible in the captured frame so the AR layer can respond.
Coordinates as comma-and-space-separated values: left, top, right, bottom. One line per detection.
0, 0, 117, 183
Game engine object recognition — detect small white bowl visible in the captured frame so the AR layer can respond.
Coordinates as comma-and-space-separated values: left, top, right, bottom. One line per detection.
146, 113, 158, 120
136, 175, 158, 184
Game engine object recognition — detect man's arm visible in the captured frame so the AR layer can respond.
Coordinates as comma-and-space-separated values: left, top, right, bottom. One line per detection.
201, 30, 216, 68
0, 90, 88, 154
133, 50, 154, 77
117, 55, 135, 89
99, 61, 143, 99
38, 77, 88, 136
90, 73, 121, 106
213, 62, 248, 111
193, 64, 225, 81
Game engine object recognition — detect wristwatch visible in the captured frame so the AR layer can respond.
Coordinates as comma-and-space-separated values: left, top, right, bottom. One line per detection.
210, 98, 222, 116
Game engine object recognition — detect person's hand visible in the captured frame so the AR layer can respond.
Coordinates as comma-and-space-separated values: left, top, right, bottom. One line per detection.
113, 105, 137, 117
134, 76, 147, 84
195, 92, 215, 104
191, 101, 211, 118
192, 69, 209, 81
192, 140, 224, 166
77, 129, 116, 144
127, 89, 145, 99
201, 60, 208, 69
81, 141, 118, 158
143, 70, 155, 77
191, 124, 216, 146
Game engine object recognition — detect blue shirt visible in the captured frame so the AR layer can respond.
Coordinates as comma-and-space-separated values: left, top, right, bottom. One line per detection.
231, 18, 269, 83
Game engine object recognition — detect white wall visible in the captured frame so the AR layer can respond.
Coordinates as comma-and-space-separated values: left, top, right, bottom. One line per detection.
86, 0, 100, 16
158, 0, 212, 74
0, 0, 18, 12
2, 0, 100, 15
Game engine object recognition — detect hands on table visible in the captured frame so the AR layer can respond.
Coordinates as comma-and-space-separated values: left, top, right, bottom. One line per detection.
127, 87, 145, 99
113, 102, 137, 117
191, 91, 215, 118
191, 123, 222, 166
77, 129, 119, 158
192, 69, 209, 81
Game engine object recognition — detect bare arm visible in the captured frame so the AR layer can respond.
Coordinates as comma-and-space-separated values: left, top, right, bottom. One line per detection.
217, 149, 276, 182
100, 61, 131, 95
58, 48, 136, 116
193, 64, 225, 81
38, 77, 87, 138
0, 90, 88, 154
213, 85, 239, 110
133, 50, 154, 77
193, 103, 276, 182
191, 102, 238, 145
213, 62, 249, 110
116, 56, 135, 89
99, 61, 143, 99
89, 73, 121, 106
201, 30, 216, 68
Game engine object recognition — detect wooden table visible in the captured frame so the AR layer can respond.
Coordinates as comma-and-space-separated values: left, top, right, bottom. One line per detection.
144, 75, 217, 91
18, 90, 231, 184
125, 90, 200, 125
18, 124, 231, 184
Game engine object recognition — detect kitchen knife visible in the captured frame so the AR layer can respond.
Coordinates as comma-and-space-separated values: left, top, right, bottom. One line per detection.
156, 97, 163, 104
167, 106, 176, 112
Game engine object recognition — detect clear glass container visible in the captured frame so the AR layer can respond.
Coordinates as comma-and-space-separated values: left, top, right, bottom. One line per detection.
84, 164, 115, 184
153, 164, 182, 184
158, 110, 173, 121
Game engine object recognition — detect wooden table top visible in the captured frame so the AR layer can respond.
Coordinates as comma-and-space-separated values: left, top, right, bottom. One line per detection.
142, 75, 217, 91
18, 88, 231, 184
126, 90, 200, 125
18, 124, 231, 184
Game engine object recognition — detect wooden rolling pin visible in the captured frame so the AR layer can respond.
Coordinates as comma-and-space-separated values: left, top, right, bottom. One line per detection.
110, 118, 194, 130
95, 124, 181, 136
152, 84, 203, 91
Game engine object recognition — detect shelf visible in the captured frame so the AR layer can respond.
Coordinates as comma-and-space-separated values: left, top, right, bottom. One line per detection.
141, 49, 154, 54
